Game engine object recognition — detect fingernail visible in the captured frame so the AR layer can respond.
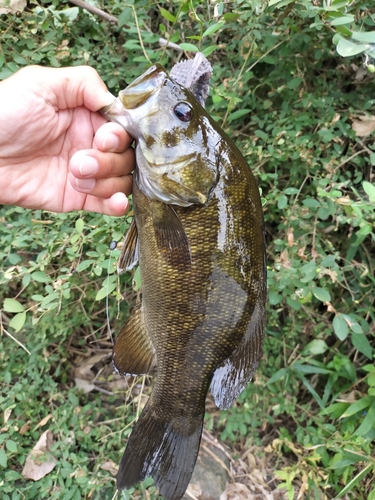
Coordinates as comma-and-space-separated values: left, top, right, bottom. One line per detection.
105, 91, 116, 105
75, 178, 96, 190
103, 133, 119, 151
79, 156, 99, 176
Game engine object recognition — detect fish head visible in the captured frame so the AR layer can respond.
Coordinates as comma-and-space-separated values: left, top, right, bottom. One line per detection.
101, 64, 219, 207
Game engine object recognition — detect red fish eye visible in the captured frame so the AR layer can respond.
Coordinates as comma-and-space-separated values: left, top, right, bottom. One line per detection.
173, 102, 193, 122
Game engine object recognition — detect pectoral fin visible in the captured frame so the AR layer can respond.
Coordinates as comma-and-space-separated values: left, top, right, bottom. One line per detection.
210, 301, 266, 410
113, 304, 156, 376
117, 219, 139, 273
152, 203, 192, 270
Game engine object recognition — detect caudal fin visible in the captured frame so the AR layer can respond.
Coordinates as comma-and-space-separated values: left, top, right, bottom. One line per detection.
117, 402, 203, 500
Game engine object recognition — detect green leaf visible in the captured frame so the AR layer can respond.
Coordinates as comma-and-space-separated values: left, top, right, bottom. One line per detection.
312, 287, 331, 303
159, 7, 176, 23
268, 0, 289, 5
288, 77, 302, 89
351, 333, 373, 359
9, 312, 27, 332
75, 218, 84, 234
3, 298, 24, 313
303, 339, 328, 355
336, 38, 367, 57
227, 109, 251, 123
351, 31, 375, 44
202, 21, 225, 38
292, 363, 331, 375
202, 45, 218, 57
95, 282, 117, 301
223, 12, 240, 22
333, 314, 348, 341
118, 7, 132, 27
363, 181, 375, 202
76, 259, 95, 272
341, 396, 374, 418
277, 194, 288, 209
320, 402, 349, 418
0, 449, 7, 468
6, 440, 17, 453
31, 271, 51, 283
303, 198, 320, 208
330, 16, 355, 26
266, 368, 288, 385
22, 274, 31, 287
354, 399, 375, 436
336, 463, 375, 497
179, 43, 199, 52
255, 129, 268, 141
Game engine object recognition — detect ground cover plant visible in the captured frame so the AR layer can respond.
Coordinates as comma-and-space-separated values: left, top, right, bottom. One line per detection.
0, 1, 374, 499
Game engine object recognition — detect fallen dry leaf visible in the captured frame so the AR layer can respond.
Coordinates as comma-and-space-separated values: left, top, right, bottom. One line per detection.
22, 430, 57, 481
101, 460, 118, 476
0, 0, 26, 14
4, 408, 12, 424
36, 414, 53, 429
185, 483, 202, 499
220, 483, 254, 500
73, 352, 110, 380
351, 114, 375, 136
20, 421, 31, 435
74, 377, 96, 393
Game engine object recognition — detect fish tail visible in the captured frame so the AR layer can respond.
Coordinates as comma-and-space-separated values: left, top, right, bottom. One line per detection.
117, 401, 203, 500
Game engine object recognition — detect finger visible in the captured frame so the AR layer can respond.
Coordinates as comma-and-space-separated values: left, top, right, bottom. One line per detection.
69, 171, 133, 199
93, 122, 133, 153
70, 147, 135, 180
82, 192, 130, 217
18, 65, 116, 111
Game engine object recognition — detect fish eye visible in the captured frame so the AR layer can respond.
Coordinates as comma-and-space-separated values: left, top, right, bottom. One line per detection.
173, 102, 193, 122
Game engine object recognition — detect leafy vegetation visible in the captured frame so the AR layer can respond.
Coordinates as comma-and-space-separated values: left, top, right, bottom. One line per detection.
1, 1, 374, 499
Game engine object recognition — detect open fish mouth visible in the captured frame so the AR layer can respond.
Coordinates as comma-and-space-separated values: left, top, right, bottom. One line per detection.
101, 64, 167, 124
119, 64, 167, 109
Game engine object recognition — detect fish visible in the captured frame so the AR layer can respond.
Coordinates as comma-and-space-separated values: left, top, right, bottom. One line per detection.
101, 53, 267, 500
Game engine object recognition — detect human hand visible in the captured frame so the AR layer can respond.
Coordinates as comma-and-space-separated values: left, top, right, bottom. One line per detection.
0, 65, 134, 216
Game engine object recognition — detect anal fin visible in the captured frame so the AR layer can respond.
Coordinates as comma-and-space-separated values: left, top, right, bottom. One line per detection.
210, 301, 266, 410
113, 304, 156, 376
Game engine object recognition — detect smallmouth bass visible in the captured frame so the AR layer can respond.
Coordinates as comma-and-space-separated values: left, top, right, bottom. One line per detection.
101, 54, 266, 500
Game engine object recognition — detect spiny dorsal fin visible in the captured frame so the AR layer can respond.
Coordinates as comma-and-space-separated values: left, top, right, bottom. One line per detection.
170, 52, 212, 107
113, 304, 156, 376
117, 218, 139, 274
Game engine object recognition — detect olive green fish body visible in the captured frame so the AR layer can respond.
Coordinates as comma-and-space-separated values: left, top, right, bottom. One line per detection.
102, 56, 266, 500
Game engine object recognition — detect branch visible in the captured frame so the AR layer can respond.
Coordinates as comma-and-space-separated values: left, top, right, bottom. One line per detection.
69, 0, 118, 24
68, 0, 183, 51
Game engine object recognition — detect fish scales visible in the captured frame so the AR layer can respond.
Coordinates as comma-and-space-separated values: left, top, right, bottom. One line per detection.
101, 54, 266, 500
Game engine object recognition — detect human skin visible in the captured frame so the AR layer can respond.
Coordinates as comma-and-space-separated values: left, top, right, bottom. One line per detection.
0, 65, 135, 216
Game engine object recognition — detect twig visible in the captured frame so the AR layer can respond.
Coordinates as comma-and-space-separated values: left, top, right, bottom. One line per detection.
334, 148, 367, 173
68, 0, 183, 52
69, 0, 117, 24
0, 311, 31, 355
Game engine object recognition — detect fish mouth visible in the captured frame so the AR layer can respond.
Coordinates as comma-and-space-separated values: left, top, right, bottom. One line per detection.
119, 64, 167, 109
100, 65, 167, 131
101, 65, 167, 120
